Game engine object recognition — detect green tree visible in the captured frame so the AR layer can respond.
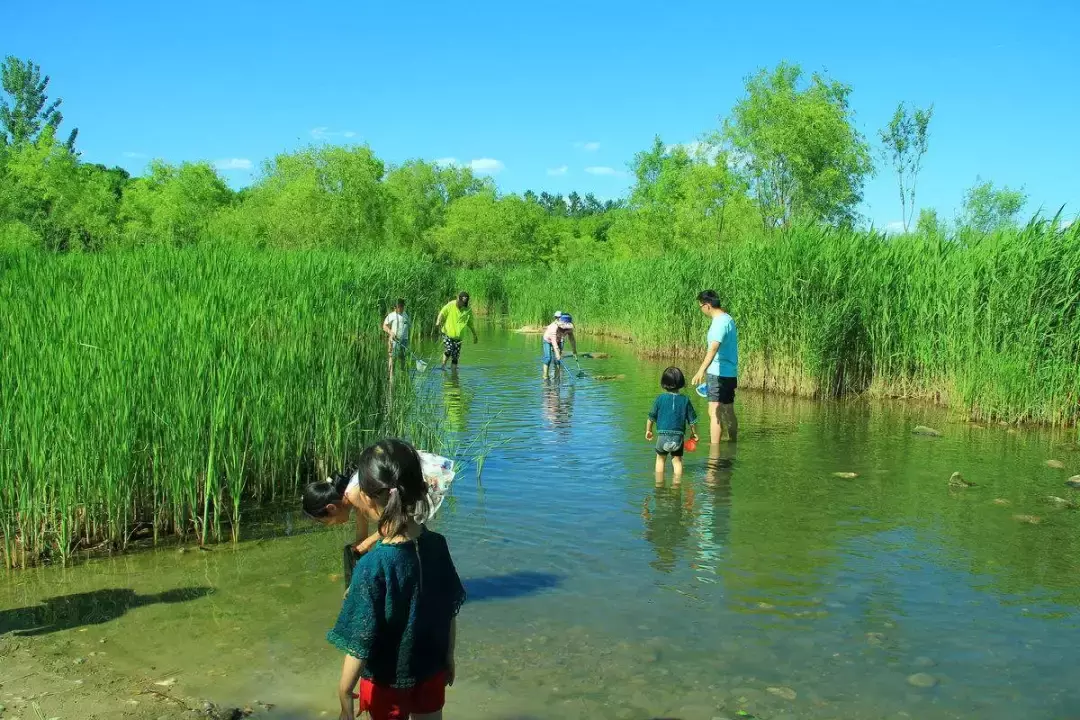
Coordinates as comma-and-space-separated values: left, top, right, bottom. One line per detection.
958, 177, 1027, 233
243, 145, 387, 249
120, 160, 232, 245
428, 193, 562, 265
916, 207, 942, 236
879, 103, 933, 231
0, 57, 78, 150
721, 62, 873, 229
384, 160, 488, 250
0, 129, 119, 250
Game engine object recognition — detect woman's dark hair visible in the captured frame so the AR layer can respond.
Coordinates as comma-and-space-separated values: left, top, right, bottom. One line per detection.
661, 366, 686, 391
302, 472, 351, 518
697, 289, 722, 309
358, 438, 430, 538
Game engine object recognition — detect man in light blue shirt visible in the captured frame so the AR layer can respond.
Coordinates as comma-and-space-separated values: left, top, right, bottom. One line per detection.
691, 289, 738, 442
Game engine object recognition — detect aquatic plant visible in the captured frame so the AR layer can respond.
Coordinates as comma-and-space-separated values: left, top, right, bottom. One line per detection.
0, 246, 456, 567
462, 219, 1080, 428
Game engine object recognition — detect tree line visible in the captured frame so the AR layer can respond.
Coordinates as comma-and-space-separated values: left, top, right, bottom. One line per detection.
1, 56, 1041, 264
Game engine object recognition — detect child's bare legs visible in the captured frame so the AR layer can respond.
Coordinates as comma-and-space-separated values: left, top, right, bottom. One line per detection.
671, 454, 684, 480
654, 453, 666, 476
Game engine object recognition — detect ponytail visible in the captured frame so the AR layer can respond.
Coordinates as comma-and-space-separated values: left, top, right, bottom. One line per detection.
357, 439, 431, 538
301, 471, 352, 518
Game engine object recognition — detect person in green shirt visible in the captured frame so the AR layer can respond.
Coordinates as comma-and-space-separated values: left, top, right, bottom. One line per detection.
434, 291, 478, 368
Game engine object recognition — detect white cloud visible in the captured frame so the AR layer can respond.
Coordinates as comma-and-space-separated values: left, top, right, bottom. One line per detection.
884, 220, 906, 235
468, 158, 504, 175
215, 158, 253, 171
310, 127, 358, 142
122, 151, 147, 159
574, 141, 600, 152
584, 166, 623, 176
547, 165, 569, 176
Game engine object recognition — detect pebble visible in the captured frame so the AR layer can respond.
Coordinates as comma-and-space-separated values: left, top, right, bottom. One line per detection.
73, 657, 85, 665
866, 632, 885, 646
912, 425, 942, 437
1046, 495, 1077, 509
1065, 475, 1080, 488
1045, 459, 1066, 469
767, 686, 797, 700
1013, 514, 1042, 525
832, 472, 858, 479
913, 656, 937, 668
907, 672, 938, 688
992, 498, 1011, 506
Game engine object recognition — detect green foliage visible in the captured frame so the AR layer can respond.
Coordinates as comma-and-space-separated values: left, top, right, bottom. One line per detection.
0, 56, 77, 150
0, 247, 457, 567
916, 207, 942, 236
464, 221, 1080, 426
119, 160, 232, 246
0, 130, 120, 250
959, 177, 1028, 233
384, 160, 490, 251
428, 191, 565, 265
879, 103, 933, 231
721, 62, 874, 229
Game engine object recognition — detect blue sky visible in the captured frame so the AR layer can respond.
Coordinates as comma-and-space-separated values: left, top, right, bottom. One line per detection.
5, 0, 1077, 228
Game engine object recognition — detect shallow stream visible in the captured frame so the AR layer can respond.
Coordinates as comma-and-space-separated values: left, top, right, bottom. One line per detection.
3, 329, 1080, 719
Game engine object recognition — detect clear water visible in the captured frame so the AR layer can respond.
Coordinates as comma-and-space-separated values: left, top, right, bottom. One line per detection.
4, 329, 1080, 719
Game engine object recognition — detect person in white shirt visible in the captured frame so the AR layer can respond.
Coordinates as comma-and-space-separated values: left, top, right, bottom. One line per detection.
382, 298, 411, 368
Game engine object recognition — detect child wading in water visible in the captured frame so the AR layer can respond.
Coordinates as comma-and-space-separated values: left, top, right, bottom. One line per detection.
327, 439, 466, 720
646, 367, 699, 479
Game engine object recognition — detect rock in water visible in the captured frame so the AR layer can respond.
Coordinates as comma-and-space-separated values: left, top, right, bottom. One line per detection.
912, 425, 942, 437
948, 471, 974, 488
1066, 475, 1080, 489
832, 472, 859, 479
992, 498, 1011, 506
1012, 514, 1042, 525
766, 686, 797, 701
1046, 496, 1078, 509
1045, 459, 1066, 469
907, 672, 938, 688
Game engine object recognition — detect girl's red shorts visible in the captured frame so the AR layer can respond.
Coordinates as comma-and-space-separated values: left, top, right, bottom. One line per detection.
357, 671, 448, 720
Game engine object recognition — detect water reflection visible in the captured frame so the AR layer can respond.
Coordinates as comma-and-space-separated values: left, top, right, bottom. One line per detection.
443, 367, 469, 432
642, 482, 697, 573
541, 378, 574, 433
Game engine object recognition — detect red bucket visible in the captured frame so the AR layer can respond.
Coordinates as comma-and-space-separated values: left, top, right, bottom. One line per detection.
684, 436, 698, 452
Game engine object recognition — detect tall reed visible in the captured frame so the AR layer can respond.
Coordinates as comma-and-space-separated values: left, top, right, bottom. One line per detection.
463, 220, 1080, 427
0, 246, 455, 567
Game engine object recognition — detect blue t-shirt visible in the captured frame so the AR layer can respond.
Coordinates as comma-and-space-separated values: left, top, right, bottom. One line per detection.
327, 529, 466, 688
648, 392, 698, 434
707, 312, 738, 378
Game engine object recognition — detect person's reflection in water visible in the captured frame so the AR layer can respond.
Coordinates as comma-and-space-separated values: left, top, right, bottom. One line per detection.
541, 377, 574, 435
641, 482, 697, 574
693, 443, 737, 571
443, 367, 469, 433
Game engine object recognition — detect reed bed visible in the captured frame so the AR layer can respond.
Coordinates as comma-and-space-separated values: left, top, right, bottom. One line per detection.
0, 247, 455, 567
464, 220, 1080, 427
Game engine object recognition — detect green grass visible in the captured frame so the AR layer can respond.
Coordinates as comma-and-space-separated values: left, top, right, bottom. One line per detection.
463, 220, 1080, 427
0, 246, 455, 567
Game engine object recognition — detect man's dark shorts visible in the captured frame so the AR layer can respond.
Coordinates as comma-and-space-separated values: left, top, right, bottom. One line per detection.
707, 374, 737, 404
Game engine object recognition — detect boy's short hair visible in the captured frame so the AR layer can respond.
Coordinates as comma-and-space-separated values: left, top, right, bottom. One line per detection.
661, 366, 686, 391
396, 298, 406, 308
697, 290, 722, 308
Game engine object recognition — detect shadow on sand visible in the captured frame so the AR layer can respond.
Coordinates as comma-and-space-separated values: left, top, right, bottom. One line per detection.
0, 586, 214, 637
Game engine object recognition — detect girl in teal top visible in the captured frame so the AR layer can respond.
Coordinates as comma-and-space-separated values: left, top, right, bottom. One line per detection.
327, 439, 466, 720
646, 367, 699, 479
